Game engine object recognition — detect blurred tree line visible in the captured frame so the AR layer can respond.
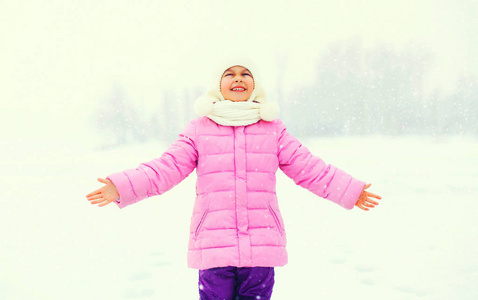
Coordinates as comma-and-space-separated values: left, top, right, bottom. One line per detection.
94, 85, 202, 147
95, 40, 477, 147
282, 40, 478, 137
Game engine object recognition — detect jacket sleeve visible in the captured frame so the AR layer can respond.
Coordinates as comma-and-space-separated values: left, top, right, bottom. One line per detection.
276, 120, 365, 210
106, 120, 198, 209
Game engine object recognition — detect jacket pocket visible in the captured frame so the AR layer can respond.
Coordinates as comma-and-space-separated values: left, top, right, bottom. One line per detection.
194, 209, 208, 239
268, 205, 283, 234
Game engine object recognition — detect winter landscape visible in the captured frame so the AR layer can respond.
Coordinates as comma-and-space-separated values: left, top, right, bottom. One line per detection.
1, 134, 477, 299
2, 0, 477, 299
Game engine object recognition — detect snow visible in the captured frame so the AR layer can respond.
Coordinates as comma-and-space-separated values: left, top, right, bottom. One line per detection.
1, 135, 477, 299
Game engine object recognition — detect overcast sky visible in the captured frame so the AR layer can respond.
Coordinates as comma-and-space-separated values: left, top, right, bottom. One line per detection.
1, 0, 477, 143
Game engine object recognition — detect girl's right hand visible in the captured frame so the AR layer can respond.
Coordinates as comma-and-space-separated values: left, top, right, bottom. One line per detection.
86, 178, 119, 207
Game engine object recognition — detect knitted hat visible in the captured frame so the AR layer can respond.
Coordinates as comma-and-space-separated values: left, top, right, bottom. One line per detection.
194, 59, 279, 122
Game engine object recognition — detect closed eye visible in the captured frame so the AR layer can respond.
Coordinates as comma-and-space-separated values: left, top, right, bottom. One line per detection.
223, 73, 252, 77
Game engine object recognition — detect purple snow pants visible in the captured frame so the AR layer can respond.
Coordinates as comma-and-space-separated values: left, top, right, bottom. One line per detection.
198, 266, 275, 300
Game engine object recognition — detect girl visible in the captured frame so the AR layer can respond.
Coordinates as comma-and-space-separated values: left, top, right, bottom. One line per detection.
86, 59, 382, 300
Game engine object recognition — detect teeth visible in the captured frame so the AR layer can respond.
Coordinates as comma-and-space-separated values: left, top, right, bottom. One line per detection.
232, 88, 245, 91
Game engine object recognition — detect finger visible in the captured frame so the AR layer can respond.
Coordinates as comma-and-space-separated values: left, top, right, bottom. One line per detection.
99, 199, 113, 207
97, 178, 109, 184
87, 194, 103, 201
87, 194, 102, 201
358, 204, 369, 211
362, 202, 375, 208
355, 202, 368, 210
363, 183, 371, 190
89, 198, 105, 204
366, 198, 380, 205
366, 192, 382, 200
86, 189, 101, 197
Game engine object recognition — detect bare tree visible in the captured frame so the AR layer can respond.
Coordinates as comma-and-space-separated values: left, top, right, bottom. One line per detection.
95, 85, 145, 147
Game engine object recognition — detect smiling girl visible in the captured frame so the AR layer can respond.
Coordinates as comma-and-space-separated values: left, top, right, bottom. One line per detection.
86, 59, 381, 299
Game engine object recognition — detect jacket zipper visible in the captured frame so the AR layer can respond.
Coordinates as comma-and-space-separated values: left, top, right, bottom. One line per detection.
195, 209, 208, 239
268, 205, 283, 234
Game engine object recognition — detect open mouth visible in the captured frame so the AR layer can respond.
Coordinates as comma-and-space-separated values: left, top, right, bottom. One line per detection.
231, 87, 246, 92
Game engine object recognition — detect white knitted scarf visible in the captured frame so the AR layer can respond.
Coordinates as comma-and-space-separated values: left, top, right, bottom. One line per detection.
208, 100, 261, 126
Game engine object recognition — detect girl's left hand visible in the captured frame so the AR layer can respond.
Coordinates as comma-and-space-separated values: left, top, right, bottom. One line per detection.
355, 183, 382, 211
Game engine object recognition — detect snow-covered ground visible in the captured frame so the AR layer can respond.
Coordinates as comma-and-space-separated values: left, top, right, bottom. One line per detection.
1, 135, 477, 300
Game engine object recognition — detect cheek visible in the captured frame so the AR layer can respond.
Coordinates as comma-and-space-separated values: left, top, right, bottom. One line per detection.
220, 78, 230, 94
247, 78, 255, 92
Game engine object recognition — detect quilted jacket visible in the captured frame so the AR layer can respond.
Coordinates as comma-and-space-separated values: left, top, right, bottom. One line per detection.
107, 117, 365, 270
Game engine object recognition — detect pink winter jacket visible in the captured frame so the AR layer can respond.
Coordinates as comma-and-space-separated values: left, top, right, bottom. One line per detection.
107, 117, 365, 270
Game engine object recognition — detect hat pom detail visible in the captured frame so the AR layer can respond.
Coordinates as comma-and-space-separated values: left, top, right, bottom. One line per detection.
260, 102, 279, 121
194, 95, 216, 117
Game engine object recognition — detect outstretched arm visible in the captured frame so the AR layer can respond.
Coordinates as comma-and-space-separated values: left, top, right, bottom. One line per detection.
276, 120, 365, 209
86, 178, 119, 207
355, 183, 382, 211
86, 119, 198, 209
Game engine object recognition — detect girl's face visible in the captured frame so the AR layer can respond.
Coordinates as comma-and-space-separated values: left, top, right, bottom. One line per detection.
220, 65, 254, 102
